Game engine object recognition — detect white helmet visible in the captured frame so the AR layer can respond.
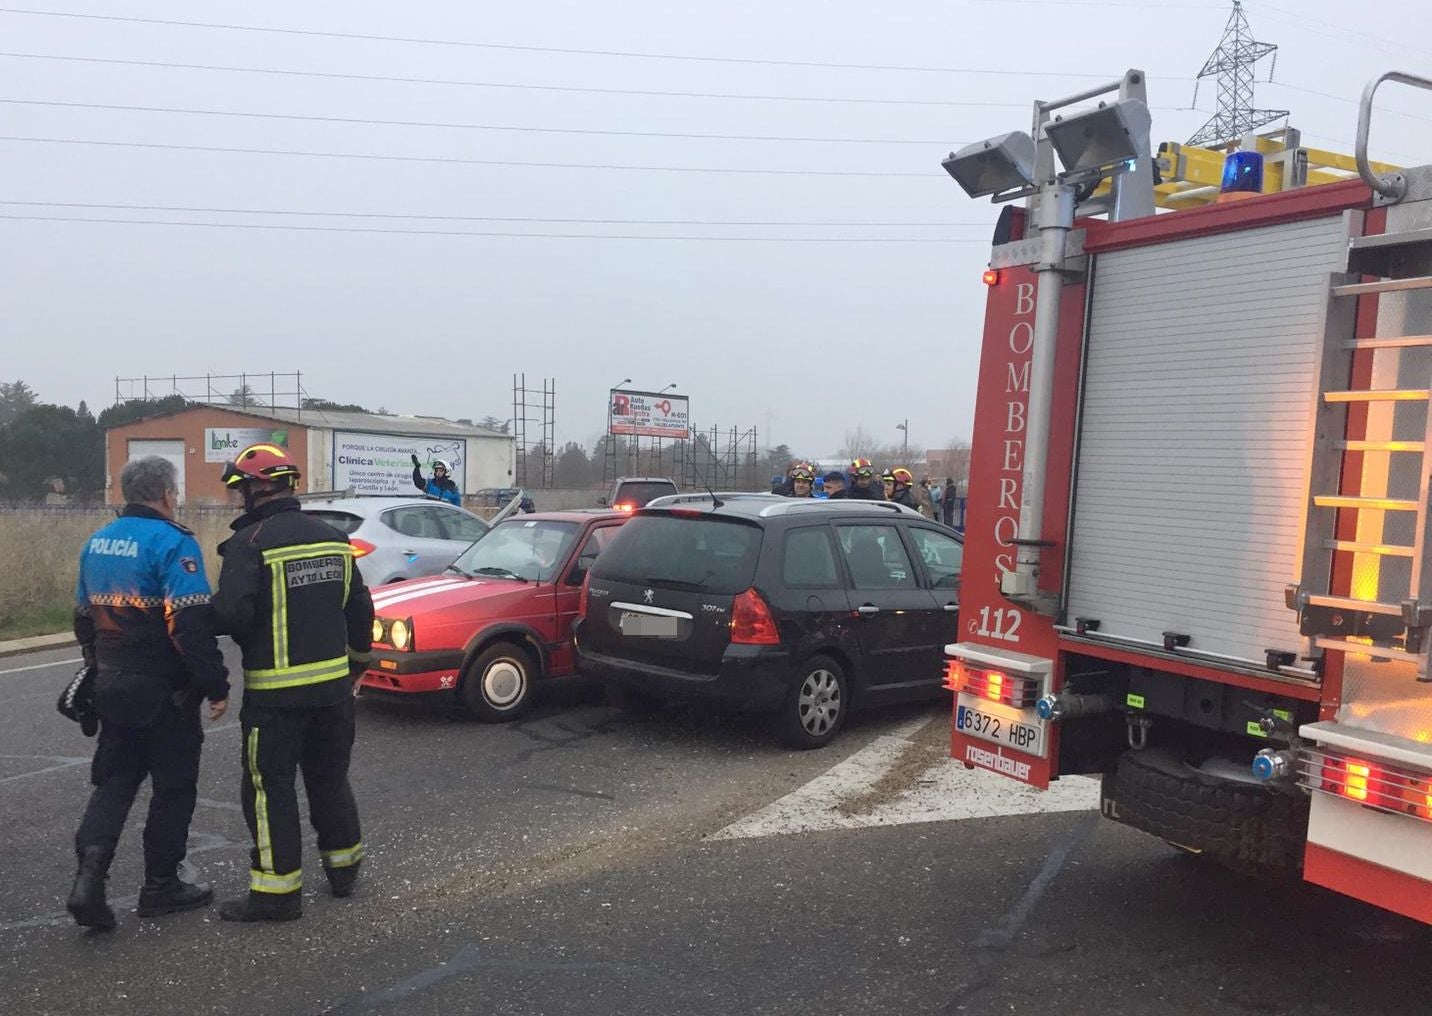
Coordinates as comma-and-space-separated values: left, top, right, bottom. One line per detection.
432, 459, 451, 472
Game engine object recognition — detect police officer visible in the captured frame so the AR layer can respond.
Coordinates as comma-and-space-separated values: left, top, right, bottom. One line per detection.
213, 444, 374, 922
68, 456, 229, 931
846, 459, 882, 500
411, 454, 461, 506
823, 472, 848, 499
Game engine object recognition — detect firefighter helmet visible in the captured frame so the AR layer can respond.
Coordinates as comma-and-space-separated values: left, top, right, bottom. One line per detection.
891, 467, 914, 487
850, 457, 874, 478
790, 463, 815, 482
222, 443, 301, 488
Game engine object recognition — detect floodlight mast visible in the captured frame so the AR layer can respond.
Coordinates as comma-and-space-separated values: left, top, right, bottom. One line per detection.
945, 69, 1154, 613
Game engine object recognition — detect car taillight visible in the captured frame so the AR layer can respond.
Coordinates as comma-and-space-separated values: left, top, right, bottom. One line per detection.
578, 572, 591, 618
614, 503, 636, 513
350, 538, 376, 559
730, 587, 779, 645
944, 659, 1040, 708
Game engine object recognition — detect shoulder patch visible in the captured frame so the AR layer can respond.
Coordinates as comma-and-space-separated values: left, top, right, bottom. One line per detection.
179, 557, 199, 574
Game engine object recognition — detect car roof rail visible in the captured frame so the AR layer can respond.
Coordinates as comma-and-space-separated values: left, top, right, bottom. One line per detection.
296, 487, 357, 502
756, 499, 922, 518
644, 491, 781, 508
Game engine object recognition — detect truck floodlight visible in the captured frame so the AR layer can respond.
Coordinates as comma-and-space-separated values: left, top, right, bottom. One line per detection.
941, 131, 1037, 200
1043, 98, 1152, 178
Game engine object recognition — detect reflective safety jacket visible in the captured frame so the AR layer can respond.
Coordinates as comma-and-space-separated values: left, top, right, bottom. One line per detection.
214, 498, 374, 708
73, 505, 229, 702
412, 467, 461, 506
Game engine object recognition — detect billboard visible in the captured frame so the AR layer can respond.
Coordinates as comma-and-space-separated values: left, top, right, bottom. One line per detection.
333, 431, 467, 495
609, 390, 691, 439
204, 426, 289, 463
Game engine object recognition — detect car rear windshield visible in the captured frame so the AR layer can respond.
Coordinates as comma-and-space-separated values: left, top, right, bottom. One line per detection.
592, 515, 762, 594
304, 510, 363, 535
613, 481, 678, 508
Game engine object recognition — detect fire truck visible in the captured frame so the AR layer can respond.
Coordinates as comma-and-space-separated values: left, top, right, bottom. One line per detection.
941, 69, 1432, 924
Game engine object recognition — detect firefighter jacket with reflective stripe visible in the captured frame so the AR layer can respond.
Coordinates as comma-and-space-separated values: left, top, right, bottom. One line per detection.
213, 498, 374, 708
73, 505, 229, 703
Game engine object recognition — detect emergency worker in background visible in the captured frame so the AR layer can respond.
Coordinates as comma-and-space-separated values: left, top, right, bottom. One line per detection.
823, 471, 847, 499
888, 467, 922, 511
846, 459, 881, 499
787, 463, 816, 498
881, 469, 897, 500
411, 455, 461, 506
214, 444, 374, 922
68, 456, 230, 931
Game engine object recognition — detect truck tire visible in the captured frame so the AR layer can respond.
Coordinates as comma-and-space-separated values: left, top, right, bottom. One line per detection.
1104, 748, 1308, 876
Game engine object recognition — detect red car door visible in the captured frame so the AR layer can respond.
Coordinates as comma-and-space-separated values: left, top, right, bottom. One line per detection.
549, 523, 624, 675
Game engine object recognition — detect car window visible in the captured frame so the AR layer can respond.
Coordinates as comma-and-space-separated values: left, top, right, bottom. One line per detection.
566, 526, 620, 586
781, 527, 840, 588
303, 510, 362, 536
836, 524, 916, 590
450, 519, 580, 583
909, 528, 963, 590
435, 507, 490, 543
383, 506, 444, 540
593, 515, 762, 595
612, 481, 678, 508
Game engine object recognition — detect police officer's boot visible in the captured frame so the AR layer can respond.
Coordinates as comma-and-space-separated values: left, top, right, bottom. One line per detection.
324, 861, 360, 899
137, 871, 214, 917
67, 846, 117, 931
218, 891, 302, 922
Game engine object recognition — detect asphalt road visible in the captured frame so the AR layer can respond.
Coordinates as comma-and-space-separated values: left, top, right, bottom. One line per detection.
1, 645, 1427, 1016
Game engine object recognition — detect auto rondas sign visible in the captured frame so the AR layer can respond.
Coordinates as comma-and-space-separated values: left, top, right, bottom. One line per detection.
609, 391, 691, 439
333, 431, 468, 495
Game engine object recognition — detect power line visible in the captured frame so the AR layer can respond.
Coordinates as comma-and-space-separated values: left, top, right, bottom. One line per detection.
1266, 82, 1432, 126
0, 98, 959, 146
0, 135, 938, 177
1256, 2, 1432, 64
0, 200, 994, 227
0, 213, 987, 241
0, 7, 1185, 79
0, 52, 1195, 111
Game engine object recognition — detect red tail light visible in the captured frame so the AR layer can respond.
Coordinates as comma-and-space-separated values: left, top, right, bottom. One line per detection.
350, 538, 376, 559
578, 572, 591, 618
730, 587, 779, 645
945, 659, 1040, 708
614, 503, 636, 513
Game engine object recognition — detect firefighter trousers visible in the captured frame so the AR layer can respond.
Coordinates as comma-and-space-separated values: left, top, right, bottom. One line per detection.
75, 694, 203, 879
239, 697, 363, 894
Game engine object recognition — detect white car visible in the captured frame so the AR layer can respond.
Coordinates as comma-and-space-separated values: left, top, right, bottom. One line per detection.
301, 495, 511, 585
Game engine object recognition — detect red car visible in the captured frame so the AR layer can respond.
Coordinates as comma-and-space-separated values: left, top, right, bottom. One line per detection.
362, 510, 628, 720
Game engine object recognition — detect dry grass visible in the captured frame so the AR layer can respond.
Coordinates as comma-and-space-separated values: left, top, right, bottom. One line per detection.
0, 509, 236, 638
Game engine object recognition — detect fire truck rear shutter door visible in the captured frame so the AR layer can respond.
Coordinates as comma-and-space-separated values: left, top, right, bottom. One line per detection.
1066, 214, 1352, 667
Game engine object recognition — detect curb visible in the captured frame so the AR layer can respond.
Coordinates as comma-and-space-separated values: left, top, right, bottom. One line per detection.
0, 632, 77, 659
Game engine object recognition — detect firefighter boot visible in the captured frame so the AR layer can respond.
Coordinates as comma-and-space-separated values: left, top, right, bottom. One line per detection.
324, 861, 360, 899
137, 872, 214, 917
218, 891, 302, 922
67, 846, 117, 931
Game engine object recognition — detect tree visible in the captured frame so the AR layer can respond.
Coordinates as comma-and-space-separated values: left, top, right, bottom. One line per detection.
0, 381, 39, 427
478, 415, 511, 434
96, 395, 191, 429
0, 403, 103, 501
302, 397, 370, 414
552, 441, 593, 487
228, 385, 263, 408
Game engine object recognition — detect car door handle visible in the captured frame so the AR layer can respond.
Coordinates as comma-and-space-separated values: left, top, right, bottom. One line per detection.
942, 603, 959, 612
856, 604, 880, 617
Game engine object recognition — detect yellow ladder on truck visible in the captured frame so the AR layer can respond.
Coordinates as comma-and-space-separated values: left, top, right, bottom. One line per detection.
1288, 228, 1432, 679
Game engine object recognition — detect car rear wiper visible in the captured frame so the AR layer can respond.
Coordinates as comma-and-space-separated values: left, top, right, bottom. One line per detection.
644, 575, 708, 591
472, 566, 528, 583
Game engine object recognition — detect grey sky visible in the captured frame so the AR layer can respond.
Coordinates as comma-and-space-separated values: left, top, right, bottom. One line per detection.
5, 0, 1432, 458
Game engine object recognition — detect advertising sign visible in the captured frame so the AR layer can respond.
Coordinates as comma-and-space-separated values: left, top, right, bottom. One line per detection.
204, 427, 289, 463
333, 432, 467, 495
608, 390, 691, 439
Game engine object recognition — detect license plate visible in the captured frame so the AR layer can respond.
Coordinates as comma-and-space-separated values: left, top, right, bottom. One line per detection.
619, 611, 681, 639
956, 695, 1045, 756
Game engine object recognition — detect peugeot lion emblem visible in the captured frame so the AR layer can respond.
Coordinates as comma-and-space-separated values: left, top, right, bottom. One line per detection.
643, 588, 654, 604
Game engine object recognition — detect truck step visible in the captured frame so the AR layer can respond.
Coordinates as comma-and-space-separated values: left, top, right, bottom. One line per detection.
1332, 276, 1432, 297
1305, 594, 1404, 616
1313, 636, 1422, 662
1335, 439, 1425, 452
1322, 539, 1416, 557
1342, 335, 1432, 351
1323, 389, 1429, 403
1312, 494, 1421, 512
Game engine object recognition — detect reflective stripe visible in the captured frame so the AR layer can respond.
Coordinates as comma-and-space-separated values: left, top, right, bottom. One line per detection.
250, 868, 302, 894
343, 552, 352, 605
246, 728, 273, 872
261, 541, 355, 566
321, 842, 365, 868
269, 562, 288, 671
244, 656, 351, 691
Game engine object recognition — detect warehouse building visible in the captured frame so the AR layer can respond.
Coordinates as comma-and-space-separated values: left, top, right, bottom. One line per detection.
103, 404, 514, 505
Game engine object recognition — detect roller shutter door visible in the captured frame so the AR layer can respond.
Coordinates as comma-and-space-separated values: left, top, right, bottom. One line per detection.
1065, 214, 1352, 666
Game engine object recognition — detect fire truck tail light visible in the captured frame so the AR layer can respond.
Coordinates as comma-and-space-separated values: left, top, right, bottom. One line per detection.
944, 660, 1040, 708
982, 269, 1000, 286
1305, 749, 1432, 822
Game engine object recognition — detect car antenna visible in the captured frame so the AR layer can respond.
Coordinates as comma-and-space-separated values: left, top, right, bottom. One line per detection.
686, 453, 723, 508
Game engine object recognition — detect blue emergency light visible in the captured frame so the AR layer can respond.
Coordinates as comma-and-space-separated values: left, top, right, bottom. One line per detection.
1220, 150, 1264, 195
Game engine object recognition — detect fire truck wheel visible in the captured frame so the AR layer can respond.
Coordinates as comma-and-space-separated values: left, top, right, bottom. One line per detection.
1107, 748, 1308, 877
777, 655, 848, 750
461, 643, 536, 722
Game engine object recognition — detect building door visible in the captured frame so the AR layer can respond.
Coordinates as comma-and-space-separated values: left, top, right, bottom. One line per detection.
127, 439, 186, 503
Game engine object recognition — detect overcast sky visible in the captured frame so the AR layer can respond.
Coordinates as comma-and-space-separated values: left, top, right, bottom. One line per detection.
5, 0, 1432, 458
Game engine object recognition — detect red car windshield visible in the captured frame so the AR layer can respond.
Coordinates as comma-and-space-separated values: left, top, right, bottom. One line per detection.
448, 519, 579, 583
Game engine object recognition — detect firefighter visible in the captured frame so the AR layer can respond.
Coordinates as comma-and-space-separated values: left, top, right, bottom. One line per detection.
787, 463, 816, 498
411, 454, 461, 506
213, 444, 374, 922
887, 467, 921, 511
68, 456, 230, 931
846, 459, 882, 499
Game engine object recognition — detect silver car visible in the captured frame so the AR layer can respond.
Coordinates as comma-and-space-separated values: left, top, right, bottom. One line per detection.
301, 495, 500, 585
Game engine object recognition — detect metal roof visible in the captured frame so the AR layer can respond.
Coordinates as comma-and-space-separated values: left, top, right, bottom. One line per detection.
104, 402, 510, 439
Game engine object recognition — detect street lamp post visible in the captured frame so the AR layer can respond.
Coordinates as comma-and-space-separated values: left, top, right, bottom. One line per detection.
896, 420, 908, 459
654, 384, 677, 478
607, 377, 631, 482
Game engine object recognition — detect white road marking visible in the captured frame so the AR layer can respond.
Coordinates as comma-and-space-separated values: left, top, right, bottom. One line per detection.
709, 724, 1099, 841
0, 657, 82, 677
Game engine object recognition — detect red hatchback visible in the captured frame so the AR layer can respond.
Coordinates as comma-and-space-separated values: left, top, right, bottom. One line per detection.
362, 510, 628, 720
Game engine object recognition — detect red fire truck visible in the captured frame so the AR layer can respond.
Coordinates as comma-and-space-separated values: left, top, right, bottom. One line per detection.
942, 69, 1432, 924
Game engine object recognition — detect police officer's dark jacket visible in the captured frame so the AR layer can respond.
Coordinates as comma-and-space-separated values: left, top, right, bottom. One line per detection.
214, 497, 374, 709
74, 505, 229, 703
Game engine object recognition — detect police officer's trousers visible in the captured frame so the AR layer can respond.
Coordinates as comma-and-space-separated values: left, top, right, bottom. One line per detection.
239, 697, 363, 895
74, 693, 202, 879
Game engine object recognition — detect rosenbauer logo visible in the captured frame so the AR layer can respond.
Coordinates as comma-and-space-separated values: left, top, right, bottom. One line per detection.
965, 744, 1031, 781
